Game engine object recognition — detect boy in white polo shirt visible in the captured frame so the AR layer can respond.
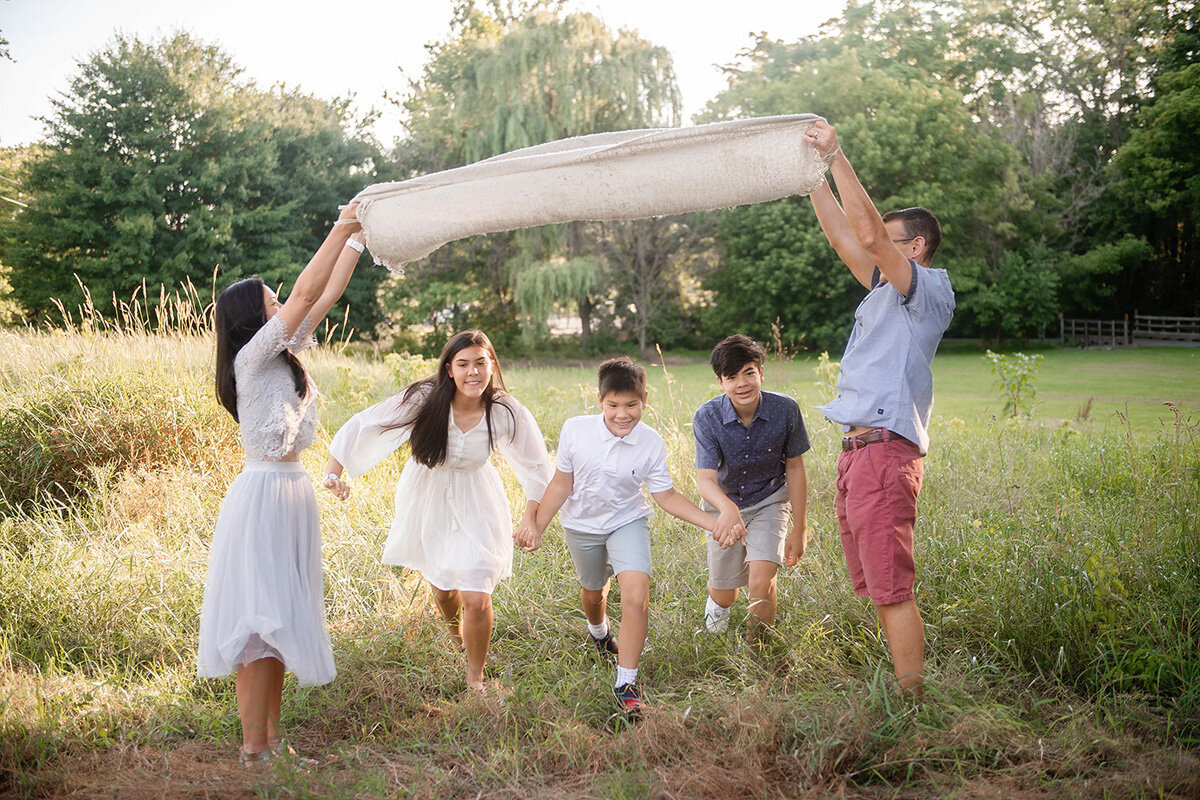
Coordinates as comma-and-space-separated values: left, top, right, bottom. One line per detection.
518, 357, 728, 715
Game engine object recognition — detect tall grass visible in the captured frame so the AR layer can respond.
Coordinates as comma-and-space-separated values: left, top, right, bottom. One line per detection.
0, 301, 1197, 798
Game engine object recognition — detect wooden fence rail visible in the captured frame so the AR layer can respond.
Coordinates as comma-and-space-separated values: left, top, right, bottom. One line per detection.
1059, 314, 1129, 347
1059, 313, 1200, 346
1132, 313, 1200, 342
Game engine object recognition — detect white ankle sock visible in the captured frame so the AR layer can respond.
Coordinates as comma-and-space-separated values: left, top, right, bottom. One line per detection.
615, 665, 638, 688
587, 618, 609, 639
705, 596, 730, 618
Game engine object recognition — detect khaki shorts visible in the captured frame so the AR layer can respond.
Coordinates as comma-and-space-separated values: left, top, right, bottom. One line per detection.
705, 486, 791, 590
563, 517, 652, 591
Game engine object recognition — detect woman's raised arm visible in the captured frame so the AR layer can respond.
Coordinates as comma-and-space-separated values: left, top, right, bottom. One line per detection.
277, 203, 363, 338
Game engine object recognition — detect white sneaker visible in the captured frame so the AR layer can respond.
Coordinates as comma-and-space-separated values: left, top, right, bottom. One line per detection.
704, 596, 730, 633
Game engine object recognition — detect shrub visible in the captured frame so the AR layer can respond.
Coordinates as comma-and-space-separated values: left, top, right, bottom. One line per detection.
0, 357, 236, 512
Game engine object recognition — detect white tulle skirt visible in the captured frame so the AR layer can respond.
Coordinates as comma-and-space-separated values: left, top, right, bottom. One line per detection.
197, 461, 336, 686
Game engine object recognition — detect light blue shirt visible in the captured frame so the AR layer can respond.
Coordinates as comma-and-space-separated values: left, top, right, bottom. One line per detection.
817, 261, 955, 455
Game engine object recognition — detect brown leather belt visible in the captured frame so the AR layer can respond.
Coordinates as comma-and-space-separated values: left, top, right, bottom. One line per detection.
842, 428, 910, 451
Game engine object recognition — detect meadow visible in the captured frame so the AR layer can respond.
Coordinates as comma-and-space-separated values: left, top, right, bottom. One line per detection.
0, 309, 1197, 799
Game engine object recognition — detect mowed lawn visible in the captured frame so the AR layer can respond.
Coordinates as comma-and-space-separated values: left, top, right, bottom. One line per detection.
504, 345, 1200, 440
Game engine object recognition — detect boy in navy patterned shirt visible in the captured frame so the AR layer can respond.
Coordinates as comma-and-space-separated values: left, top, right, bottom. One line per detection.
692, 335, 810, 637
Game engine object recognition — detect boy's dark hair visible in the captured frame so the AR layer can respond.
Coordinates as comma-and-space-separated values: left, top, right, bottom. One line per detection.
709, 334, 765, 378
882, 207, 942, 264
598, 356, 647, 398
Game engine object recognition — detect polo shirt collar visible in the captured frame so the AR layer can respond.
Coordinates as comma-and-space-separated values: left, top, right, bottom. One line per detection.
595, 413, 642, 445
718, 393, 768, 426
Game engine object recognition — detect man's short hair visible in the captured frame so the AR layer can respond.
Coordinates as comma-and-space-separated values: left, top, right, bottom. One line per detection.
598, 356, 647, 398
709, 334, 765, 379
882, 207, 942, 264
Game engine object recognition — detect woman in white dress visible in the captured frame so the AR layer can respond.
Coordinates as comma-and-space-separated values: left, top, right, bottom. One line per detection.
198, 202, 364, 764
322, 330, 551, 690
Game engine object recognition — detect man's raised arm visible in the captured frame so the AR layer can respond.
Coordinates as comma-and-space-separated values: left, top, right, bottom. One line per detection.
804, 120, 914, 296
809, 178, 877, 289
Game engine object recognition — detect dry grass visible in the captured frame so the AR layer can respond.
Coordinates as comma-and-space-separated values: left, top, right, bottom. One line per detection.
0, 303, 1197, 798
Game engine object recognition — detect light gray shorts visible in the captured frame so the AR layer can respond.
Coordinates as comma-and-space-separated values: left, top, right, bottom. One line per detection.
705, 486, 791, 590
563, 517, 652, 591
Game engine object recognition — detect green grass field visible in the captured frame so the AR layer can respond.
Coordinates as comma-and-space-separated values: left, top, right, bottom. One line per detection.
0, 321, 1197, 799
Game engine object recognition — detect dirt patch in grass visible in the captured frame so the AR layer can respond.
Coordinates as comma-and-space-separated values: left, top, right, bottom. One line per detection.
9, 737, 1198, 800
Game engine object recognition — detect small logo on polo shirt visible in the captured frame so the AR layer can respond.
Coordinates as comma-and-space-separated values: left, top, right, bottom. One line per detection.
877, 408, 885, 415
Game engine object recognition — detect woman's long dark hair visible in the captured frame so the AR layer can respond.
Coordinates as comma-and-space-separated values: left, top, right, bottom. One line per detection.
397, 330, 515, 468
214, 277, 309, 422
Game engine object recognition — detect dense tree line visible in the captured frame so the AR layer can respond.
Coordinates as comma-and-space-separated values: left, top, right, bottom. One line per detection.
0, 33, 385, 336
702, 0, 1199, 348
0, 0, 1194, 351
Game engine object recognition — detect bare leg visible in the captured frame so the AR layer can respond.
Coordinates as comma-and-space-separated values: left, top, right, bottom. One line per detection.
580, 582, 609, 626
236, 657, 283, 754
877, 599, 925, 694
746, 561, 780, 628
708, 586, 738, 609
459, 591, 493, 688
431, 585, 464, 648
265, 659, 285, 747
615, 571, 649, 670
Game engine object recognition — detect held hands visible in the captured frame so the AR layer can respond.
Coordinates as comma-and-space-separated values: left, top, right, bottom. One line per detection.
713, 509, 748, 549
512, 508, 543, 552
783, 519, 809, 567
512, 520, 543, 552
803, 120, 841, 160
322, 473, 352, 501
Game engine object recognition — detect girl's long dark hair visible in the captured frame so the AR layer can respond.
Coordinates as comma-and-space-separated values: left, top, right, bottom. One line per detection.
396, 330, 515, 468
215, 277, 309, 422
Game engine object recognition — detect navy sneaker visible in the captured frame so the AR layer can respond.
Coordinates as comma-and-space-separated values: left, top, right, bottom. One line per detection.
613, 682, 645, 716
590, 630, 619, 656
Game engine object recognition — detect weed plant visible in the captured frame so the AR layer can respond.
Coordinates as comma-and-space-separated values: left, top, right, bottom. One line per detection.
0, 302, 1197, 798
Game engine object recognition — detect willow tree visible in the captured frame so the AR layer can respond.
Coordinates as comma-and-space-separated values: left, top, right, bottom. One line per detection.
391, 1, 682, 348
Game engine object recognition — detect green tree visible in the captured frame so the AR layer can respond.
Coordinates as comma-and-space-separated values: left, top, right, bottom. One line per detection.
0, 146, 38, 324
706, 200, 860, 351
387, 2, 681, 350
1110, 63, 1200, 314
701, 43, 1020, 345
2, 33, 383, 333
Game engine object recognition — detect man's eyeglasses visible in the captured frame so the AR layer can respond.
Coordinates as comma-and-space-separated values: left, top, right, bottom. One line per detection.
891, 236, 919, 243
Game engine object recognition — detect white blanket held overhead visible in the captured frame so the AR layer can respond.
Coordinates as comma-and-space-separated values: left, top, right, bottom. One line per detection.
354, 114, 831, 271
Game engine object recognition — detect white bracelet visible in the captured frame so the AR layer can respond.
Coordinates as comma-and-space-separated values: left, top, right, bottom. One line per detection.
322, 473, 343, 485
345, 238, 365, 253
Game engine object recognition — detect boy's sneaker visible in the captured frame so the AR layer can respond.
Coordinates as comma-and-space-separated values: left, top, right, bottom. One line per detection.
613, 682, 645, 716
589, 630, 619, 656
704, 597, 730, 633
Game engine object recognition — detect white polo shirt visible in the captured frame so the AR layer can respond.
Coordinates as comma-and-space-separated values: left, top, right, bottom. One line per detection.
555, 414, 674, 535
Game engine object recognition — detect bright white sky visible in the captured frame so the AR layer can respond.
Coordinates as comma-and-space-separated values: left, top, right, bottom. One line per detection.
0, 0, 837, 148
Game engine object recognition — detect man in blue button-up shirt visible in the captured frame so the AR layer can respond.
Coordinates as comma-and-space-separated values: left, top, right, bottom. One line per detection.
692, 335, 810, 638
804, 119, 955, 695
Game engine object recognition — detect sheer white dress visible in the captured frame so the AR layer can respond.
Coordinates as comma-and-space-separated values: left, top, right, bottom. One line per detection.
330, 388, 552, 594
197, 313, 337, 687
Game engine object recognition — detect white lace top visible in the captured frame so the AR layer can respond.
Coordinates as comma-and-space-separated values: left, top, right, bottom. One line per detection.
234, 313, 320, 461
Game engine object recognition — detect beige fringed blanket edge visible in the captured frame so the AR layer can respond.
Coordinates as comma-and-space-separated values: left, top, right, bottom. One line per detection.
353, 114, 831, 272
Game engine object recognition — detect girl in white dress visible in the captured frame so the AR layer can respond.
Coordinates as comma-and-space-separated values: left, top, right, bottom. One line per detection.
322, 330, 551, 690
198, 203, 363, 764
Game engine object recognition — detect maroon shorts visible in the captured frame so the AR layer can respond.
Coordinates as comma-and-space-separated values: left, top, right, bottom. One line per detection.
835, 435, 924, 606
